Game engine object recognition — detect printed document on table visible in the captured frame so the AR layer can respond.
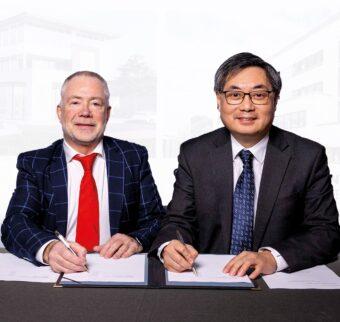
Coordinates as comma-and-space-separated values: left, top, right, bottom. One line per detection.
0, 252, 148, 286
61, 253, 148, 286
166, 254, 254, 288
262, 265, 340, 289
0, 253, 57, 282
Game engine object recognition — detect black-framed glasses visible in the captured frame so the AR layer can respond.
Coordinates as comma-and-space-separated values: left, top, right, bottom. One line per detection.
221, 90, 273, 105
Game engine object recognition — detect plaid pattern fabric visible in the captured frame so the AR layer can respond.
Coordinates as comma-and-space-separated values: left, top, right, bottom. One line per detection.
1, 136, 164, 265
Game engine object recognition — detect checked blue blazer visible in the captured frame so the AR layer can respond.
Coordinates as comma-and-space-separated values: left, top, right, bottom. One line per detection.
1, 136, 165, 265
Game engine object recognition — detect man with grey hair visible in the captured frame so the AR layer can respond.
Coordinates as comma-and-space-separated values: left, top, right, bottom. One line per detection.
2, 71, 164, 273
150, 52, 340, 279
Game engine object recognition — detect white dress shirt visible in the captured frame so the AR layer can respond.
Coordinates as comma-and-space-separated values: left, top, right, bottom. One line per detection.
158, 134, 288, 271
231, 135, 288, 271
36, 140, 111, 263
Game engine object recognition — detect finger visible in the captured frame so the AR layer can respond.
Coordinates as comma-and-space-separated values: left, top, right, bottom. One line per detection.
104, 240, 124, 258
225, 256, 250, 276
236, 260, 254, 277
53, 254, 86, 272
121, 247, 136, 258
223, 251, 248, 273
49, 244, 84, 268
99, 242, 112, 257
164, 247, 192, 270
120, 240, 140, 258
98, 235, 121, 257
168, 241, 195, 265
69, 242, 87, 258
186, 245, 198, 261
249, 266, 262, 279
60, 248, 86, 267
113, 243, 129, 259
58, 251, 86, 269
93, 245, 102, 252
164, 253, 188, 272
50, 262, 74, 274
174, 243, 194, 264
98, 234, 126, 257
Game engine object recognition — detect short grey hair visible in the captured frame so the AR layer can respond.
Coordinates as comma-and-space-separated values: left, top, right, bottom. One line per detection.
59, 71, 110, 106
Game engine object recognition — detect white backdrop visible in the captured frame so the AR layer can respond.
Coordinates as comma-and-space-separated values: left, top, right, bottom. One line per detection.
1, 0, 340, 238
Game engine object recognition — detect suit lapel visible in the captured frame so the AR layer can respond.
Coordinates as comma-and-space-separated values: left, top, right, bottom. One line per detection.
103, 137, 124, 236
49, 141, 68, 236
253, 126, 291, 249
210, 128, 234, 252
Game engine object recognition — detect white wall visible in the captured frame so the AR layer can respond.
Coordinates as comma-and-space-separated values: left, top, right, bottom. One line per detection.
1, 1, 340, 243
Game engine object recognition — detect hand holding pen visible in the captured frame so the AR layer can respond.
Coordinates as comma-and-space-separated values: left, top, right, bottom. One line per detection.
161, 229, 199, 275
44, 231, 88, 273
176, 230, 198, 275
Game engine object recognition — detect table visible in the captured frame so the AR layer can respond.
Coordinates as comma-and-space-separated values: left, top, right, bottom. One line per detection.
0, 255, 339, 322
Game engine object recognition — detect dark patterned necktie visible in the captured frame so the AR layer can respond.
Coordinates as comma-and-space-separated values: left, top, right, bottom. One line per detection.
230, 149, 255, 255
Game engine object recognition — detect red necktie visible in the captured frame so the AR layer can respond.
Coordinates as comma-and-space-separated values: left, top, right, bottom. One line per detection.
73, 153, 99, 251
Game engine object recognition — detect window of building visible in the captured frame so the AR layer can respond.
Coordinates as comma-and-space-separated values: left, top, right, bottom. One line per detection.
291, 51, 323, 76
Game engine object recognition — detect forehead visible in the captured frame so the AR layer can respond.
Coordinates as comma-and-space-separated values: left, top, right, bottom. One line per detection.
224, 66, 270, 89
63, 76, 105, 98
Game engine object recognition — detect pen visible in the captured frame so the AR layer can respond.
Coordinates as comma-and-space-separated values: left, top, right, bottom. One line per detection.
176, 229, 198, 276
54, 230, 88, 271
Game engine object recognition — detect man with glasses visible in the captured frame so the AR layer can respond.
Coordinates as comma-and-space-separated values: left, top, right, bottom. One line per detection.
151, 52, 340, 278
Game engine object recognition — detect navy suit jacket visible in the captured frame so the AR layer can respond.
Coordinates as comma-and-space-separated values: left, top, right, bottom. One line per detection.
2, 136, 164, 265
150, 126, 340, 272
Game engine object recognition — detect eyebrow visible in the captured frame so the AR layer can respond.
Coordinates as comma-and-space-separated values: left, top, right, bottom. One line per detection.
224, 84, 270, 91
67, 96, 104, 101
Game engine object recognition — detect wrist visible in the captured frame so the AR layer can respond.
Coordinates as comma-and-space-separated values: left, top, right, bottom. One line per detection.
43, 240, 59, 264
260, 249, 277, 272
134, 237, 143, 251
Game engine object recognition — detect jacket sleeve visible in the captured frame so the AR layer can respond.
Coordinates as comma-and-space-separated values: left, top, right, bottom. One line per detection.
272, 147, 340, 272
128, 147, 165, 251
1, 154, 55, 266
149, 143, 198, 256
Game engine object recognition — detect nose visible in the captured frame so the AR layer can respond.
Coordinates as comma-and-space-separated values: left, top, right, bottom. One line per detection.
240, 94, 255, 112
79, 102, 91, 117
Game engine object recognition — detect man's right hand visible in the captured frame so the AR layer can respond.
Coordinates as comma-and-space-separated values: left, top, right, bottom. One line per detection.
162, 240, 198, 272
43, 241, 87, 273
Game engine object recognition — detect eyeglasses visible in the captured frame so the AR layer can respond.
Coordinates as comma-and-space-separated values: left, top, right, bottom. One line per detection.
221, 90, 273, 105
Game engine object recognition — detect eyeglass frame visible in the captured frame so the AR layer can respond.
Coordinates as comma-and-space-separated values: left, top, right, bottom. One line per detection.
220, 90, 273, 105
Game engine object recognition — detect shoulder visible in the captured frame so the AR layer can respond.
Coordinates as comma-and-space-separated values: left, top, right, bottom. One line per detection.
17, 140, 63, 168
103, 136, 148, 162
272, 126, 325, 155
180, 127, 227, 154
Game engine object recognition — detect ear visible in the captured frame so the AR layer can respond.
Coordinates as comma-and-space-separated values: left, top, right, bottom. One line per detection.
56, 105, 62, 121
273, 95, 280, 111
106, 105, 111, 122
216, 93, 222, 110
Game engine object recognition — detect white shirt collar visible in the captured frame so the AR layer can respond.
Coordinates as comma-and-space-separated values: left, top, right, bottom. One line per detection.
63, 140, 104, 163
231, 134, 269, 164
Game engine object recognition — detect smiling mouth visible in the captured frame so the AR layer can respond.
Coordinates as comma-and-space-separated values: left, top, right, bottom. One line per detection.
237, 117, 256, 121
75, 123, 95, 127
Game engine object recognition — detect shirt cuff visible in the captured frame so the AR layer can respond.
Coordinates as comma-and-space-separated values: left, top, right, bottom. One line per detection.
259, 246, 289, 271
157, 242, 171, 263
35, 240, 58, 265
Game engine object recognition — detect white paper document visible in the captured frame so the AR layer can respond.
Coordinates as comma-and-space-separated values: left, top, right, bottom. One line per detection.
61, 253, 147, 286
166, 254, 254, 288
0, 253, 148, 286
262, 265, 340, 289
0, 253, 57, 282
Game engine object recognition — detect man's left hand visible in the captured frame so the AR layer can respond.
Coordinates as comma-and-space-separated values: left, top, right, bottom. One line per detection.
223, 250, 277, 279
93, 233, 143, 259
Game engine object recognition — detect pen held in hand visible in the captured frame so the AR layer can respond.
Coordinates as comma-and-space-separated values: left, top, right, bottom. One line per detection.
176, 229, 198, 276
54, 230, 88, 272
